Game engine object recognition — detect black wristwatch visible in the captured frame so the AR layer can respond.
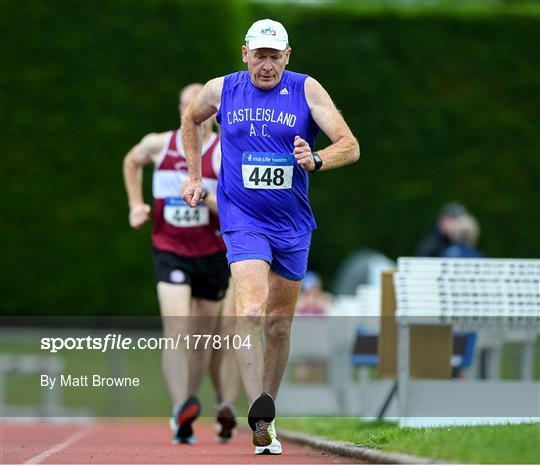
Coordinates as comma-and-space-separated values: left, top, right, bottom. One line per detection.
311, 152, 323, 172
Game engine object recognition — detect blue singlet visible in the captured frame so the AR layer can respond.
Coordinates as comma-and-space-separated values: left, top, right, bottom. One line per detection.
216, 70, 319, 235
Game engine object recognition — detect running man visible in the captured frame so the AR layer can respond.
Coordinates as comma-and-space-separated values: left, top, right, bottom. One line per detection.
181, 19, 359, 455
122, 83, 240, 444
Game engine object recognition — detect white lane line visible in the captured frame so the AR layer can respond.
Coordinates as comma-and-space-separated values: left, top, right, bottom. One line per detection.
23, 427, 94, 464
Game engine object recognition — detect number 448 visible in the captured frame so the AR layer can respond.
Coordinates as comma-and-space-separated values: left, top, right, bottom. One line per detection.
249, 167, 285, 186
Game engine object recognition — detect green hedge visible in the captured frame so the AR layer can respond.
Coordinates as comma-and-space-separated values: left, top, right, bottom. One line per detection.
1, 0, 237, 314
1, 1, 539, 314
256, 6, 540, 281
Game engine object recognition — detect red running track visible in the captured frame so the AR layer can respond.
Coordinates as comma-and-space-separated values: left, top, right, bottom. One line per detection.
1, 420, 357, 464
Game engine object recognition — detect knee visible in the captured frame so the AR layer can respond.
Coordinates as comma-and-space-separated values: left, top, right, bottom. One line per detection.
221, 318, 237, 337
237, 303, 265, 330
162, 318, 186, 339
265, 319, 291, 342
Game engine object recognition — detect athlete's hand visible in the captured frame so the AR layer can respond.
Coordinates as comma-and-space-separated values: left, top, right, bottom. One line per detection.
294, 135, 315, 171
129, 203, 151, 229
182, 179, 205, 207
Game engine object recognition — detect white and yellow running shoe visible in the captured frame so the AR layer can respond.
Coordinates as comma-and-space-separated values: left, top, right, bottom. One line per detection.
248, 393, 282, 455
254, 420, 282, 455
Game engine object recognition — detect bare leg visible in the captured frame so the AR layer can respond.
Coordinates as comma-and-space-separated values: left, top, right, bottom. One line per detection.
263, 271, 302, 399
187, 297, 222, 397
210, 283, 241, 441
157, 282, 191, 405
231, 260, 270, 403
219, 283, 242, 405
208, 310, 223, 400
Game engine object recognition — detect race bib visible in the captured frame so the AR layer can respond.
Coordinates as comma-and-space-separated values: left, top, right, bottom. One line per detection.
242, 152, 294, 190
163, 197, 209, 228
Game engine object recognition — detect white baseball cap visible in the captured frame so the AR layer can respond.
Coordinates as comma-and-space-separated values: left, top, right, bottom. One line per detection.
245, 19, 288, 51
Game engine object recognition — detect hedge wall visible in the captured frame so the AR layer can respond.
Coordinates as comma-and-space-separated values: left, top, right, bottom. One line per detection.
254, 4, 540, 283
1, 1, 539, 314
1, 0, 237, 314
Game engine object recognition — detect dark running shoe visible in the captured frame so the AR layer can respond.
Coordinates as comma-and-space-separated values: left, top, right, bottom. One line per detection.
171, 395, 200, 444
216, 401, 237, 443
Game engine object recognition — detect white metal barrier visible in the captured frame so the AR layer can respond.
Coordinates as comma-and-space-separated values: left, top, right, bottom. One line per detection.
395, 257, 540, 427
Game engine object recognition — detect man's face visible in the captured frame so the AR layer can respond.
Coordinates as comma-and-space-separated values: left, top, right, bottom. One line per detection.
440, 216, 457, 237
242, 46, 291, 90
179, 86, 201, 117
178, 85, 214, 130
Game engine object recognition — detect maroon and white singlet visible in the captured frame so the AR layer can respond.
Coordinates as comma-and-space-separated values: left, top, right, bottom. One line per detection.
152, 130, 225, 257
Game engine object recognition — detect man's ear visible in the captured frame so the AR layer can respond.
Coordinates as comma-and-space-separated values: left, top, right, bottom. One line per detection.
284, 46, 291, 65
242, 45, 248, 64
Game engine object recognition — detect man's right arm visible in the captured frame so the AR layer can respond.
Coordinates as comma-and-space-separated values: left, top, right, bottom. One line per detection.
296, 77, 359, 172
181, 77, 224, 207
122, 132, 167, 228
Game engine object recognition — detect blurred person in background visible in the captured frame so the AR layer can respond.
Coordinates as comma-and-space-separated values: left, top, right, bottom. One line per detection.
442, 214, 484, 258
293, 271, 332, 385
295, 271, 332, 316
181, 18, 359, 455
332, 248, 395, 295
414, 202, 468, 257
122, 83, 240, 445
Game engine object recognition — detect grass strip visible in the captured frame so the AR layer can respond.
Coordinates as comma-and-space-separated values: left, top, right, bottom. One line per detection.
279, 417, 540, 464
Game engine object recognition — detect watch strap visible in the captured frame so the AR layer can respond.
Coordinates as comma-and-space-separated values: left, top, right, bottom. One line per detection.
311, 152, 323, 172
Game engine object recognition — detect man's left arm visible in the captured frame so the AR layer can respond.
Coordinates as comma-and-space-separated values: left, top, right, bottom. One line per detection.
295, 77, 360, 171
186, 142, 221, 215
201, 148, 220, 214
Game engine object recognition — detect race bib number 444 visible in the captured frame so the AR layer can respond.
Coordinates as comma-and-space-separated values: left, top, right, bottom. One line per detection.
164, 197, 209, 228
242, 152, 294, 190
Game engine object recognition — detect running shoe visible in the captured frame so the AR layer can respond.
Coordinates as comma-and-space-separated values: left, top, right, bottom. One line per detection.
215, 401, 237, 443
171, 395, 200, 444
254, 420, 282, 455
248, 393, 280, 455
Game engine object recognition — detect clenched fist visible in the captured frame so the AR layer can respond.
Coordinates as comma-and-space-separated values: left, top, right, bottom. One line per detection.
294, 135, 315, 172
182, 179, 205, 207
129, 204, 151, 229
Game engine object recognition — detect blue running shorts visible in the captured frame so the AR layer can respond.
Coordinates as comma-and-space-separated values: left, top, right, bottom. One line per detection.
222, 230, 312, 281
